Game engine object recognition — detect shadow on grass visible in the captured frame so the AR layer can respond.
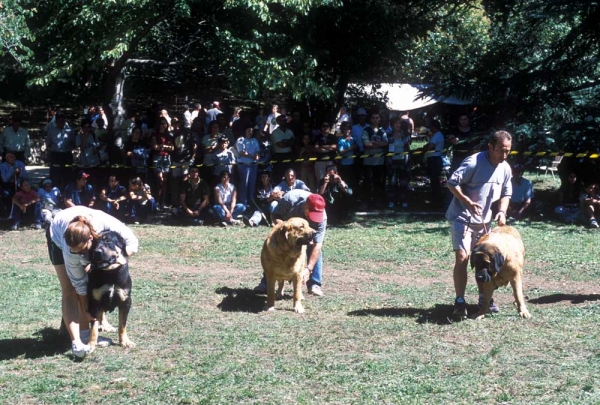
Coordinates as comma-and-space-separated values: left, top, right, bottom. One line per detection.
347, 304, 467, 325
216, 287, 267, 313
0, 327, 69, 361
528, 293, 600, 305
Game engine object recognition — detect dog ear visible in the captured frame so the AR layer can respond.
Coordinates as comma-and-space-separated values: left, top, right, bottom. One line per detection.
492, 252, 505, 273
470, 247, 482, 269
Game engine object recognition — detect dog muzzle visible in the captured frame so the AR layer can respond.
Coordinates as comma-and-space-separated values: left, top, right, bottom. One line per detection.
476, 268, 492, 283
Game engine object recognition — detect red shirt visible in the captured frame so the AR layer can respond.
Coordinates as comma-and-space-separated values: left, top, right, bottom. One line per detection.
153, 131, 174, 157
15, 189, 39, 205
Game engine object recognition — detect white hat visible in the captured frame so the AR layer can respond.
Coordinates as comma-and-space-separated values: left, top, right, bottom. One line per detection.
357, 108, 367, 116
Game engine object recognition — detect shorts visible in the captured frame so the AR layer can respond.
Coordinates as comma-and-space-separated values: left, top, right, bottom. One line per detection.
153, 155, 171, 174
450, 220, 489, 252
46, 227, 65, 266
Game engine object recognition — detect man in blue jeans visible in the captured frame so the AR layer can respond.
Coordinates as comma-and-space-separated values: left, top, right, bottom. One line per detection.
254, 190, 327, 296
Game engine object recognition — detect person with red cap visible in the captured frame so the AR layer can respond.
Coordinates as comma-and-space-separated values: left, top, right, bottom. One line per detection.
254, 189, 327, 296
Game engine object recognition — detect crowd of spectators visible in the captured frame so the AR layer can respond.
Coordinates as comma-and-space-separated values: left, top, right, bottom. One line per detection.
0, 102, 599, 229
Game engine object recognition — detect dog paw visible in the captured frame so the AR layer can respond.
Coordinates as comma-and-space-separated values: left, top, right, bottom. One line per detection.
120, 339, 136, 348
519, 310, 532, 319
294, 305, 305, 314
99, 322, 117, 333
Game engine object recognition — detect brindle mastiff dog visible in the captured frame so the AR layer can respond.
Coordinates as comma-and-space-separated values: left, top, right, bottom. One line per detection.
470, 225, 531, 320
261, 218, 316, 313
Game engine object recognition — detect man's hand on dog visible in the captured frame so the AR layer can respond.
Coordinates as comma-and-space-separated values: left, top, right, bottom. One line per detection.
495, 211, 507, 226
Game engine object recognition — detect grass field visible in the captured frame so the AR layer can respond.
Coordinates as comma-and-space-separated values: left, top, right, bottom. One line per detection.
0, 213, 599, 404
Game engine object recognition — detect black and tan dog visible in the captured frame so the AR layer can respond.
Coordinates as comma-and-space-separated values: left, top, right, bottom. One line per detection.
261, 218, 316, 313
87, 231, 136, 349
470, 225, 531, 320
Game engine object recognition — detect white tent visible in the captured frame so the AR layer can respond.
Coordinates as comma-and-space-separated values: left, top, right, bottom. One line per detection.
354, 83, 471, 111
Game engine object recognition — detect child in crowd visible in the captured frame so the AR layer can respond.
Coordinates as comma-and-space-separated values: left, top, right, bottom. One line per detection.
37, 178, 62, 226
11, 179, 42, 230
580, 181, 600, 228
128, 177, 156, 224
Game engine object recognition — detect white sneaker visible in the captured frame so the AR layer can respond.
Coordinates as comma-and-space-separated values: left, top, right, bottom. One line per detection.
71, 342, 93, 359
80, 329, 112, 347
308, 285, 324, 296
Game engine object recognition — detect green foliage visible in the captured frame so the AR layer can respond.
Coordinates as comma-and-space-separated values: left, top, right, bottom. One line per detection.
0, 0, 35, 67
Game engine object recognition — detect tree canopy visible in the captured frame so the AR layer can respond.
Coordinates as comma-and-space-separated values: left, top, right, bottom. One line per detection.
1, 0, 598, 129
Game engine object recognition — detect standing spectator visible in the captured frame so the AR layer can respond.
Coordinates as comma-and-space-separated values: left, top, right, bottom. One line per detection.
206, 101, 223, 122
150, 118, 175, 209
361, 112, 388, 207
507, 164, 534, 220
124, 126, 151, 183
448, 114, 479, 175
217, 113, 235, 144
212, 136, 236, 184
288, 110, 304, 145
235, 125, 261, 205
127, 177, 156, 224
263, 104, 280, 135
11, 179, 42, 230
313, 121, 338, 182
387, 116, 412, 208
75, 118, 102, 185
178, 167, 210, 225
0, 113, 31, 162
38, 178, 62, 226
446, 130, 513, 318
91, 106, 108, 129
337, 121, 357, 192
299, 133, 317, 192
183, 105, 192, 129
213, 170, 245, 227
254, 190, 327, 296
580, 182, 600, 228
0, 150, 28, 214
93, 118, 110, 165
231, 110, 252, 140
400, 111, 415, 136
255, 106, 268, 130
170, 118, 196, 207
201, 120, 221, 182
45, 111, 75, 190
159, 109, 172, 128
423, 120, 445, 206
190, 103, 203, 124
230, 107, 242, 128
63, 170, 96, 208
270, 115, 295, 181
351, 108, 369, 201
98, 175, 128, 220
334, 106, 351, 133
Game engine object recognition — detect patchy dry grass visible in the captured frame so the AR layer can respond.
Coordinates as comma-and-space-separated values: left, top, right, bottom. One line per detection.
0, 216, 599, 404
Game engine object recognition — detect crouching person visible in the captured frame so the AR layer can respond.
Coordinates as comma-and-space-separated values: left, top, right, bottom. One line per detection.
179, 167, 212, 226
11, 179, 43, 230
128, 177, 156, 224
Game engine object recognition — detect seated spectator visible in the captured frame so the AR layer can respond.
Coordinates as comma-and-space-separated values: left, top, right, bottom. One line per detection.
317, 164, 352, 224
128, 176, 156, 224
99, 175, 128, 220
213, 170, 246, 227
580, 181, 600, 228
179, 167, 211, 226
554, 172, 581, 222
64, 170, 96, 208
38, 178, 62, 226
11, 179, 42, 230
212, 135, 236, 184
507, 164, 534, 220
0, 150, 28, 215
271, 168, 311, 212
243, 170, 276, 227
